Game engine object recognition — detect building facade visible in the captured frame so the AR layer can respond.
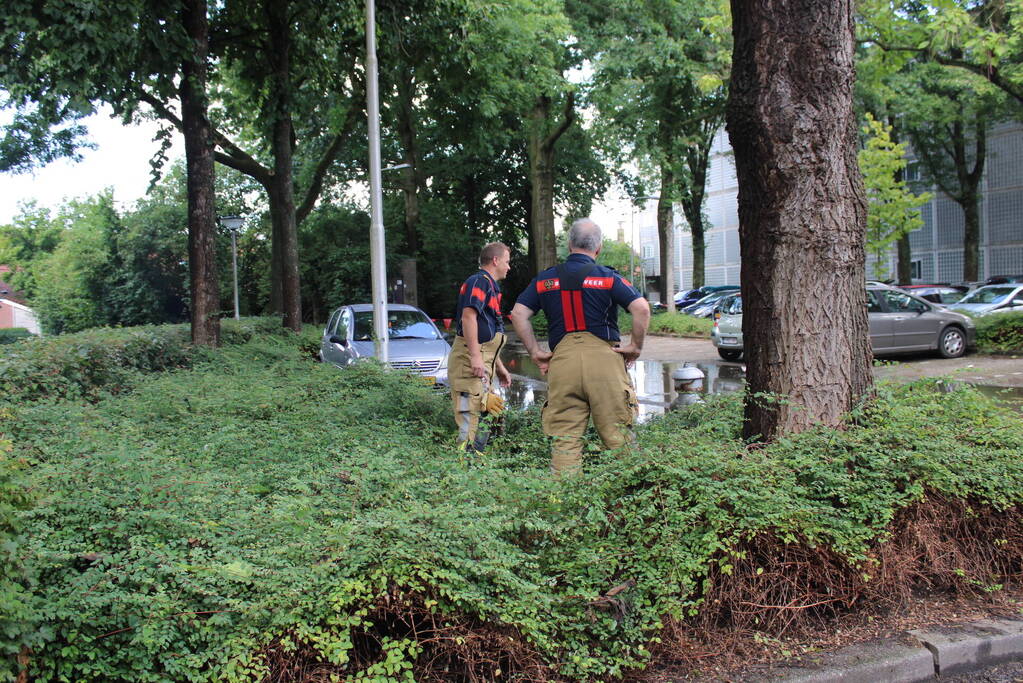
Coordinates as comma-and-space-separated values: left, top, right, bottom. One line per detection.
639, 122, 1023, 294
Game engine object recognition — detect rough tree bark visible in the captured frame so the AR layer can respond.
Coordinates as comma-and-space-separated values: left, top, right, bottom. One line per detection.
727, 0, 872, 441
657, 169, 676, 312
265, 0, 301, 331
528, 93, 575, 274
181, 0, 220, 347
396, 65, 422, 306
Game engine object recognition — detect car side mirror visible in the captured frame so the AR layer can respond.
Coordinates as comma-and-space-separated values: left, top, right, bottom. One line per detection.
329, 335, 347, 347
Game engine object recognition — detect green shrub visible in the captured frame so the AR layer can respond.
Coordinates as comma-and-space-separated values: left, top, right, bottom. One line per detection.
0, 317, 291, 403
620, 310, 713, 337
975, 310, 1023, 354
0, 329, 33, 345
0, 409, 39, 682
6, 331, 1023, 681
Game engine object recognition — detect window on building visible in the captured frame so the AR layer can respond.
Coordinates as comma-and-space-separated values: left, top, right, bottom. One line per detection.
911, 259, 922, 281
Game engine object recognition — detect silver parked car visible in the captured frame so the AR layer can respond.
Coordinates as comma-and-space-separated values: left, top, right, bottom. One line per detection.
711, 285, 976, 361
320, 303, 451, 385
947, 284, 1023, 316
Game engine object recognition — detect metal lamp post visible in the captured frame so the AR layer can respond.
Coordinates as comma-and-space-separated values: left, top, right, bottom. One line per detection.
365, 0, 390, 363
219, 215, 245, 320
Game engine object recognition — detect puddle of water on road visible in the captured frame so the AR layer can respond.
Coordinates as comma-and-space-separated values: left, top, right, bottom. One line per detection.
971, 384, 1023, 411
501, 347, 746, 422
499, 345, 1023, 419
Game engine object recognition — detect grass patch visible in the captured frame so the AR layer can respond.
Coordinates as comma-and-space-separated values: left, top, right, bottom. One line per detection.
3, 331, 1023, 680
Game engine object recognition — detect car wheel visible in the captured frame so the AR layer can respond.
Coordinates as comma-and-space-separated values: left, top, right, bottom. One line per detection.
718, 348, 743, 361
937, 326, 967, 359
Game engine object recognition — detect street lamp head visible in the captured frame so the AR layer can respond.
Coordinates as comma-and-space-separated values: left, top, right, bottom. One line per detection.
219, 215, 245, 232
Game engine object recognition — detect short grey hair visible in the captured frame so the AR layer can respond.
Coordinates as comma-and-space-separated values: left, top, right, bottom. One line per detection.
568, 218, 602, 252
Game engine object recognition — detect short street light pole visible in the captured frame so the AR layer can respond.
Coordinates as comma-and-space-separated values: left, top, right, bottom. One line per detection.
366, 0, 389, 363
219, 215, 245, 320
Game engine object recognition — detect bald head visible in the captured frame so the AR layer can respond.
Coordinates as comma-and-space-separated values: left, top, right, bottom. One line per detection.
568, 218, 602, 254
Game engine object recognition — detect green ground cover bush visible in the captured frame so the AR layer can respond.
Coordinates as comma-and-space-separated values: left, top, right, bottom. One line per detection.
974, 310, 1023, 354
3, 331, 1022, 681
0, 317, 290, 403
619, 310, 713, 337
0, 329, 34, 345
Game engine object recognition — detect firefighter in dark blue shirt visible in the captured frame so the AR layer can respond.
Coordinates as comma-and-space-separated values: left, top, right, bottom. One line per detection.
511, 218, 651, 473
447, 242, 513, 453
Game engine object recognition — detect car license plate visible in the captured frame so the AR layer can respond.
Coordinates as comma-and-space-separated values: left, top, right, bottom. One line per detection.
721, 337, 738, 345
420, 375, 437, 385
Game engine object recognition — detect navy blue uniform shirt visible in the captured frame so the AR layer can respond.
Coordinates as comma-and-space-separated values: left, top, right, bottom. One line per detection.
455, 269, 504, 344
516, 253, 642, 349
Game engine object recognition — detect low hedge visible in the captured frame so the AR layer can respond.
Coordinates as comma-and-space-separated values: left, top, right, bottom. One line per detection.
975, 310, 1023, 354
0, 317, 294, 403
619, 310, 713, 337
4, 332, 1023, 681
0, 329, 33, 345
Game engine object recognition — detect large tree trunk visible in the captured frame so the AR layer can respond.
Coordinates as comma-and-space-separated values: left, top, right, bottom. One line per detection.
266, 0, 301, 330
727, 0, 872, 441
657, 170, 676, 312
527, 93, 574, 274
181, 0, 220, 347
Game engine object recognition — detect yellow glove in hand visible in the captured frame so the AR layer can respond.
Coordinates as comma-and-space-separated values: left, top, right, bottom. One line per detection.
484, 392, 505, 415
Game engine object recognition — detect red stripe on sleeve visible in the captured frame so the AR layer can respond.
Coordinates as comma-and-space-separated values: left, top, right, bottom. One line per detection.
561, 290, 576, 331
471, 286, 487, 302
536, 278, 561, 292
460, 283, 467, 295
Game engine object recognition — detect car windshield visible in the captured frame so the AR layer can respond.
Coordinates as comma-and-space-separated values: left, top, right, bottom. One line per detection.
353, 310, 439, 340
958, 286, 1017, 305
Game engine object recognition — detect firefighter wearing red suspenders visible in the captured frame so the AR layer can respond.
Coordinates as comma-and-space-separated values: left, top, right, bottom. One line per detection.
447, 243, 513, 454
511, 218, 651, 473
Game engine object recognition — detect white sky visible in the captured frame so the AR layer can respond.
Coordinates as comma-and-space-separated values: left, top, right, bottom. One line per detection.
0, 106, 180, 224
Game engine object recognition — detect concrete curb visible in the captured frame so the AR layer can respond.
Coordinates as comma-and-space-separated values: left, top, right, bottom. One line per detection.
909, 617, 1023, 676
727, 616, 1023, 682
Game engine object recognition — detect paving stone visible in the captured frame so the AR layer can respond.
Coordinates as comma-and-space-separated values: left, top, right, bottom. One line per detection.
909, 617, 1023, 676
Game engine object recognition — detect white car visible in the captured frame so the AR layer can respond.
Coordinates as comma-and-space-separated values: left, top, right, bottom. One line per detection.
320, 304, 451, 385
948, 284, 1023, 316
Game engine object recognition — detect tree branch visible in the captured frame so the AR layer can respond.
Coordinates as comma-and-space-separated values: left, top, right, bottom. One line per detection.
542, 91, 576, 152
138, 90, 270, 184
295, 104, 359, 225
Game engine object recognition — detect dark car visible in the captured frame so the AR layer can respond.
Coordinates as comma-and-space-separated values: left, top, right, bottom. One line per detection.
682, 288, 740, 317
984, 274, 1023, 286
898, 284, 968, 305
674, 285, 740, 309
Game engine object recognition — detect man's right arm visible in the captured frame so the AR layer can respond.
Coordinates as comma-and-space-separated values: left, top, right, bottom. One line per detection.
510, 303, 552, 374
613, 297, 650, 366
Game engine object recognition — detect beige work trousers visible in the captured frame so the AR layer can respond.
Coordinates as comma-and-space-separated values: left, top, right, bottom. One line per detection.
541, 332, 638, 473
448, 333, 506, 452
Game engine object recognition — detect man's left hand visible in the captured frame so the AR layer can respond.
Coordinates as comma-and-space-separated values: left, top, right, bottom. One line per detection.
613, 343, 642, 368
497, 365, 512, 388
